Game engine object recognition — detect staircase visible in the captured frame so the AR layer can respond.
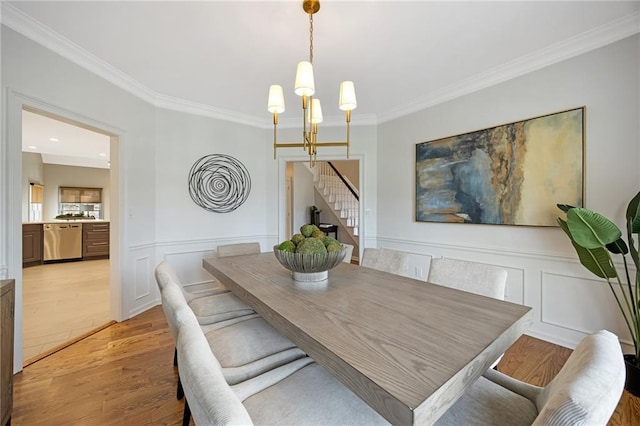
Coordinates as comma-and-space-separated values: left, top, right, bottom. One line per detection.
308, 162, 360, 243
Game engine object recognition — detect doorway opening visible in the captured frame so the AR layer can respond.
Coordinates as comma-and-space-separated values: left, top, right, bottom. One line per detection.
285, 159, 361, 263
20, 107, 115, 366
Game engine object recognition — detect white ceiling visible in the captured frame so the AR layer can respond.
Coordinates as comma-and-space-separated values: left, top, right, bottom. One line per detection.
22, 110, 111, 169
5, 1, 639, 167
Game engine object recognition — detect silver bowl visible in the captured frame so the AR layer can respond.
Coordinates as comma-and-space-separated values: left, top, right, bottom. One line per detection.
273, 245, 347, 282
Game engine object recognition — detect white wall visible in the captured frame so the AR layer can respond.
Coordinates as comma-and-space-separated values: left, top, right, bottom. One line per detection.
376, 34, 640, 351
2, 26, 158, 371
292, 162, 315, 232
153, 108, 276, 287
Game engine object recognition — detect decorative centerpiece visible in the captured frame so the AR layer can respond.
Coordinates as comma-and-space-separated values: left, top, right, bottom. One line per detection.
274, 224, 346, 282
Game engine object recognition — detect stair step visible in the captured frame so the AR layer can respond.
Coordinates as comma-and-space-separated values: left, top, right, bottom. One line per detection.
310, 161, 359, 243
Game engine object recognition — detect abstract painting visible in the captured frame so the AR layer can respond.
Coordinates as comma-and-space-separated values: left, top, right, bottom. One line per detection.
415, 107, 584, 226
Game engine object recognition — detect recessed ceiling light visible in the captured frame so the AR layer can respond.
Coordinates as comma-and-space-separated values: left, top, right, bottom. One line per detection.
99, 153, 106, 157
49, 137, 59, 142
28, 145, 37, 150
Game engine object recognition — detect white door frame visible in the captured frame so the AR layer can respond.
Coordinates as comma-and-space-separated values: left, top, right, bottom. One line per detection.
276, 153, 364, 261
3, 89, 125, 372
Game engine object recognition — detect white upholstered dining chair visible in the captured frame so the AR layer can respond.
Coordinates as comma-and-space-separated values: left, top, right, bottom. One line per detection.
216, 241, 261, 258
427, 257, 507, 300
176, 310, 389, 426
427, 256, 508, 368
155, 261, 254, 325
361, 247, 410, 276
435, 330, 625, 425
160, 270, 306, 400
341, 243, 354, 263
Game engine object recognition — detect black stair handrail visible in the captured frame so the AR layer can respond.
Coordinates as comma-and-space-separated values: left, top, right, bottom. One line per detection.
327, 161, 359, 201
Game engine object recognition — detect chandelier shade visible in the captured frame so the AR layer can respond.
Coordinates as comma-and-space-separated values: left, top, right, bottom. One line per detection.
294, 61, 315, 97
267, 85, 285, 114
339, 81, 357, 111
310, 99, 323, 124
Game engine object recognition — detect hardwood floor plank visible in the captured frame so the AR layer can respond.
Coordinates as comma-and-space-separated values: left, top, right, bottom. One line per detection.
11, 306, 639, 425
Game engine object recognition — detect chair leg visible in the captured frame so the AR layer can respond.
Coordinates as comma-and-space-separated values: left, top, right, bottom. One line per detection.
182, 399, 191, 426
173, 347, 178, 367
177, 376, 184, 400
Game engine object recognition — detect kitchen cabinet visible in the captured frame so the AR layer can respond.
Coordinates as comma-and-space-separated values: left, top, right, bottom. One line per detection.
83, 222, 109, 259
30, 184, 44, 203
22, 224, 43, 267
60, 187, 102, 203
0, 279, 14, 426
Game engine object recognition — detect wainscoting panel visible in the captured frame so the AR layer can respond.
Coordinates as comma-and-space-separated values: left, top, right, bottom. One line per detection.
155, 234, 275, 295
503, 266, 525, 305
134, 256, 151, 300
164, 249, 217, 288
541, 271, 630, 344
125, 243, 157, 318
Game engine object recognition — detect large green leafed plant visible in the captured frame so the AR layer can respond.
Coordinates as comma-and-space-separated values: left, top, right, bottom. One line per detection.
557, 191, 640, 363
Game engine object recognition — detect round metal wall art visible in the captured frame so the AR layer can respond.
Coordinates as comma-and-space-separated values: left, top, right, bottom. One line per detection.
188, 154, 251, 213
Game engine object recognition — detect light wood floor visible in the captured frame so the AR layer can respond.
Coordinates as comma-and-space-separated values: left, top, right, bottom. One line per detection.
22, 259, 110, 364
11, 306, 640, 425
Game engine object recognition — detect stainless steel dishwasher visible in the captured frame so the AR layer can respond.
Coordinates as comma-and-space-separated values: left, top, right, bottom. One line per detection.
43, 223, 83, 261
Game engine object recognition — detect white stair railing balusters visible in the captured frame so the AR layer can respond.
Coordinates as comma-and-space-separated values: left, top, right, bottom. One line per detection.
308, 161, 359, 239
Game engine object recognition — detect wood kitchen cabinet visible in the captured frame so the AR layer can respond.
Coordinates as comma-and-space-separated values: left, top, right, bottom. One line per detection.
83, 222, 109, 259
60, 187, 102, 203
22, 224, 43, 267
1, 279, 14, 426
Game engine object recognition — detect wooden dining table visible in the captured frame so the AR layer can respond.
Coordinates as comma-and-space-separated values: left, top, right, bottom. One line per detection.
203, 252, 533, 425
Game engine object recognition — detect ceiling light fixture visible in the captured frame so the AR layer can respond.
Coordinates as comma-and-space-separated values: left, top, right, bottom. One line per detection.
49, 137, 59, 142
267, 0, 356, 164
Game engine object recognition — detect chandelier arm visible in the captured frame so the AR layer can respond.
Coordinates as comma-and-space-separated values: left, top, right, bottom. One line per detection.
272, 112, 278, 160
311, 141, 349, 147
275, 143, 306, 148
302, 95, 309, 149
346, 110, 351, 158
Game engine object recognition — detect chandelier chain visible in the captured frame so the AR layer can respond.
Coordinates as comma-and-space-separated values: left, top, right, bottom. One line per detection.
309, 13, 314, 64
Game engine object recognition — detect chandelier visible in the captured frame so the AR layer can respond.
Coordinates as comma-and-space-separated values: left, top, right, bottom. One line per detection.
267, 0, 357, 164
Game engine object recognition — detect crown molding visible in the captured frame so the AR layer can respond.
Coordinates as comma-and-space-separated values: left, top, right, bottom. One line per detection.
1, 3, 159, 104
153, 93, 266, 127
3, 3, 638, 128
377, 11, 640, 124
